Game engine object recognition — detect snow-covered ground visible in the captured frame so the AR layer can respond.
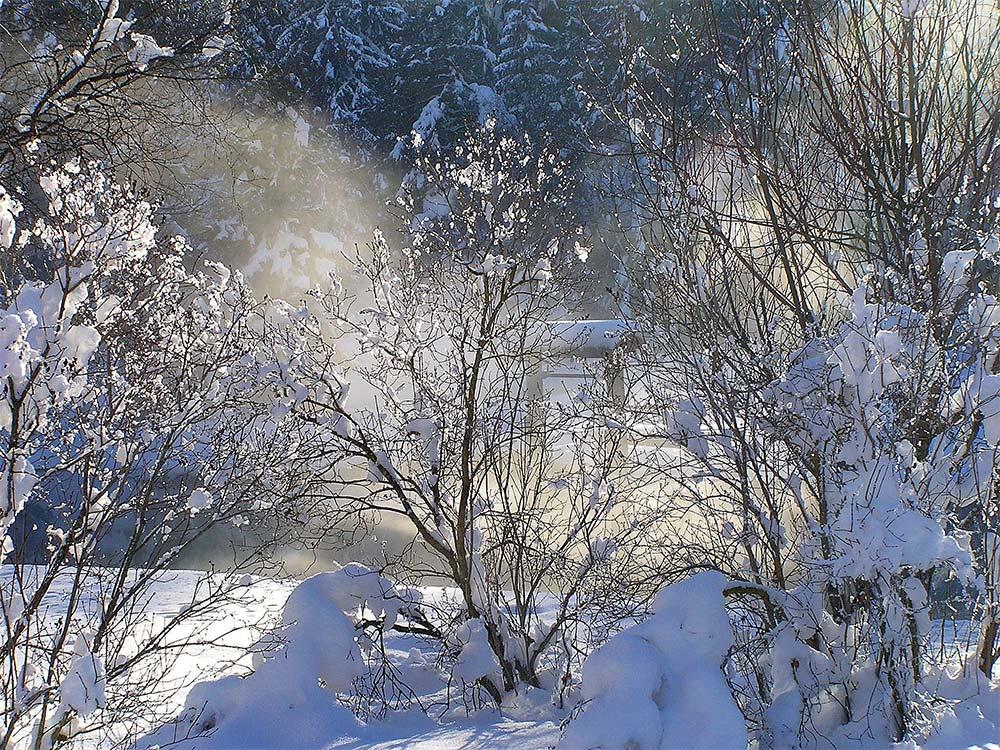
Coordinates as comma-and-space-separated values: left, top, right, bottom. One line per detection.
1, 566, 560, 750
153, 709, 559, 750
148, 570, 1000, 750
137, 571, 564, 750
9, 566, 997, 750
1, 566, 291, 747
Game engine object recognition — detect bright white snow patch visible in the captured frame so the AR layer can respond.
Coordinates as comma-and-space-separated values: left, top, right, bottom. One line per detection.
187, 488, 214, 513
559, 571, 747, 750
57, 633, 107, 719
127, 33, 174, 71
452, 618, 499, 682
145, 565, 412, 748
0, 186, 22, 249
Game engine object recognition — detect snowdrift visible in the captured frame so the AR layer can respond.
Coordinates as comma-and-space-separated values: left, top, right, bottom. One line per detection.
143, 564, 414, 749
558, 571, 747, 750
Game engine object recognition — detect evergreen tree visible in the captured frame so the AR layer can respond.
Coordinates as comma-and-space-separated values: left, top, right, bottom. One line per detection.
496, 0, 580, 147
275, 0, 406, 144
392, 0, 505, 156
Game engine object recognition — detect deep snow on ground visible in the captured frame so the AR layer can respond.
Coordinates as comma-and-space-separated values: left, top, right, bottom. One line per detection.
1, 566, 292, 747
8, 566, 998, 750
141, 569, 1000, 750
150, 708, 559, 750
3, 566, 561, 750
321, 718, 559, 750
140, 571, 565, 750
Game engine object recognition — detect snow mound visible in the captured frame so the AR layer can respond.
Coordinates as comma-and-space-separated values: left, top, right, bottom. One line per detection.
145, 564, 414, 749
452, 618, 500, 682
558, 571, 747, 750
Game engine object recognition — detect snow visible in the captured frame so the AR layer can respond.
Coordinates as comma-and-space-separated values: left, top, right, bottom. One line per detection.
452, 618, 500, 682
140, 567, 560, 750
4, 564, 995, 750
546, 319, 632, 355
0, 186, 21, 248
322, 717, 558, 750
1, 565, 291, 749
287, 108, 311, 147
900, 0, 928, 18
393, 96, 443, 159
405, 417, 441, 468
58, 633, 107, 717
532, 257, 553, 283
53, 633, 108, 742
145, 567, 382, 744
200, 35, 231, 60
559, 572, 747, 750
187, 488, 215, 513
94, 0, 133, 49
8, 10, 999, 750
127, 33, 174, 71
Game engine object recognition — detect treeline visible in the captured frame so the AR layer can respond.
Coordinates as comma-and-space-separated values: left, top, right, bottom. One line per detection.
1, 0, 734, 300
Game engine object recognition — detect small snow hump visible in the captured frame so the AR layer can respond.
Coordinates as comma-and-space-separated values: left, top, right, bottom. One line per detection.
558, 572, 747, 750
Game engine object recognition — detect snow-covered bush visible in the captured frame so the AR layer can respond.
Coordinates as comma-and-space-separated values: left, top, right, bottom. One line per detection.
561, 572, 1000, 750
601, 0, 1000, 746
0, 162, 335, 748
307, 127, 673, 704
